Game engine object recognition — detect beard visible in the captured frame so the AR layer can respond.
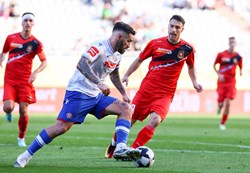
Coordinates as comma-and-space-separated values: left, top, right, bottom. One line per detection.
116, 40, 126, 54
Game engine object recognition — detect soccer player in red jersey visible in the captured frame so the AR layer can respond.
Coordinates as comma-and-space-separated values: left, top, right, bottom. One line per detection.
0, 12, 47, 146
105, 15, 203, 159
213, 37, 242, 130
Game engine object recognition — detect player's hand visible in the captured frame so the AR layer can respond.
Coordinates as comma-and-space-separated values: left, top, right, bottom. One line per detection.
29, 72, 38, 83
122, 75, 129, 86
218, 74, 224, 82
122, 94, 131, 103
193, 82, 203, 93
97, 82, 111, 96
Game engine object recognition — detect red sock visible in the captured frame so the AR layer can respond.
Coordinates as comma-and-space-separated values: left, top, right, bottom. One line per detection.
113, 132, 117, 145
18, 115, 29, 139
131, 125, 155, 148
221, 114, 228, 125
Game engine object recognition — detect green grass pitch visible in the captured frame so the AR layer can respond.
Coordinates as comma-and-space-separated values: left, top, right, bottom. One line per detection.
0, 114, 249, 173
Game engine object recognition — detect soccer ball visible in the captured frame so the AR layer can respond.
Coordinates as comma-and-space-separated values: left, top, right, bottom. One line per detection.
133, 146, 155, 167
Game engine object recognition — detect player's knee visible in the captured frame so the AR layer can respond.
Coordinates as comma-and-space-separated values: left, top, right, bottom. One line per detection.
3, 105, 13, 113
148, 114, 161, 128
225, 99, 231, 106
120, 102, 133, 119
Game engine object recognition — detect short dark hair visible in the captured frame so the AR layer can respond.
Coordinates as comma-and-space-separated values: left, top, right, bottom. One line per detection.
113, 22, 136, 35
22, 12, 35, 17
169, 15, 185, 25
229, 36, 235, 40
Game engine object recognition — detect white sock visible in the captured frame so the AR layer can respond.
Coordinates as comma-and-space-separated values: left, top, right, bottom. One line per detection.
116, 142, 126, 151
111, 138, 116, 146
22, 150, 32, 159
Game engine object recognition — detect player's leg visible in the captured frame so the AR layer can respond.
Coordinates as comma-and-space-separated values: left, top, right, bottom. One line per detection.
131, 112, 160, 148
105, 118, 137, 159
14, 120, 74, 168
17, 102, 29, 147
220, 98, 231, 130
95, 95, 140, 160
219, 85, 235, 130
14, 90, 90, 168
3, 83, 16, 122
3, 100, 15, 122
131, 97, 172, 148
216, 86, 224, 115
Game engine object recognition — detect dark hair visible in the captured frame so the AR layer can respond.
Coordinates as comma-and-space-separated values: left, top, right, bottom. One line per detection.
22, 12, 35, 17
169, 15, 185, 25
113, 22, 136, 35
229, 36, 235, 40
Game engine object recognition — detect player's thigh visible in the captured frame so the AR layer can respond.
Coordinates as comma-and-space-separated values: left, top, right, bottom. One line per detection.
3, 82, 17, 102
57, 91, 95, 123
17, 83, 36, 104
92, 94, 130, 119
151, 96, 172, 121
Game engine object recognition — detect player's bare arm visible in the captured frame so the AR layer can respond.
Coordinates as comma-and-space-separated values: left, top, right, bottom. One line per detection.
29, 59, 47, 83
110, 68, 130, 103
188, 66, 203, 92
213, 63, 224, 81
0, 52, 6, 68
122, 57, 143, 86
77, 56, 110, 95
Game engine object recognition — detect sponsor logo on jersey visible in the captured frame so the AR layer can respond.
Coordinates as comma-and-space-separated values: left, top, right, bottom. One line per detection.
10, 43, 23, 48
87, 46, 99, 57
222, 57, 230, 62
177, 50, 185, 59
104, 60, 117, 69
156, 48, 172, 54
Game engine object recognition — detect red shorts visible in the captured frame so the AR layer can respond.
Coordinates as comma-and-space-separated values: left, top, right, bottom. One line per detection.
217, 84, 236, 103
3, 82, 36, 104
132, 91, 172, 122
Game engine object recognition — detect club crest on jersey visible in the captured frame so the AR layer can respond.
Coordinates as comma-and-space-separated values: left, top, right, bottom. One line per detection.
177, 50, 185, 59
233, 58, 238, 64
66, 113, 73, 119
26, 45, 33, 53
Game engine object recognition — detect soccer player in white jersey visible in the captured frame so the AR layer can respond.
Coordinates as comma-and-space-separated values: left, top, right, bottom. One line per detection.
14, 22, 139, 168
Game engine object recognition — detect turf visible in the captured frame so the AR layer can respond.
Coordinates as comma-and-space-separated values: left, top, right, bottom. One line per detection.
0, 114, 249, 173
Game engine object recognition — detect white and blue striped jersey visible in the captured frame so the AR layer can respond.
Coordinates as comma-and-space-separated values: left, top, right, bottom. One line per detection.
66, 39, 122, 97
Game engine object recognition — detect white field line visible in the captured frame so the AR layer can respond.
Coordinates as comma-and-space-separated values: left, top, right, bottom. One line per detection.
0, 134, 250, 150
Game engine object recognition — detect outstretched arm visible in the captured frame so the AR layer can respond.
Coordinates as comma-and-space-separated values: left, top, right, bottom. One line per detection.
122, 57, 143, 86
188, 66, 203, 92
110, 68, 130, 103
77, 56, 110, 95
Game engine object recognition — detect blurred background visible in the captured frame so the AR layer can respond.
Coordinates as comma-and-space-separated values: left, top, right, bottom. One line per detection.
0, 0, 249, 115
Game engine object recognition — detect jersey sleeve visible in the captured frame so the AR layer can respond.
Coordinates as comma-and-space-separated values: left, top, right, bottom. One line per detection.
214, 52, 221, 65
238, 55, 243, 70
2, 35, 11, 53
82, 41, 104, 62
186, 47, 195, 67
138, 40, 154, 61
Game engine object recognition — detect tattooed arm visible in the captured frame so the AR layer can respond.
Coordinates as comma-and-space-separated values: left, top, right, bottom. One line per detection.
110, 68, 130, 103
77, 56, 110, 95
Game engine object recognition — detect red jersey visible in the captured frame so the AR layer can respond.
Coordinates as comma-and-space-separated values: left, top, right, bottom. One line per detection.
2, 32, 46, 84
214, 50, 242, 85
138, 36, 194, 98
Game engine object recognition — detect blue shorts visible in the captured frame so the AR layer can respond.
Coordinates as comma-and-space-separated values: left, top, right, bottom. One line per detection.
57, 90, 117, 123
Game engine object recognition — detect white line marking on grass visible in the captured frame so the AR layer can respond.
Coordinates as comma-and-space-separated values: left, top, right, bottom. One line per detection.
0, 134, 250, 149
0, 143, 250, 155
